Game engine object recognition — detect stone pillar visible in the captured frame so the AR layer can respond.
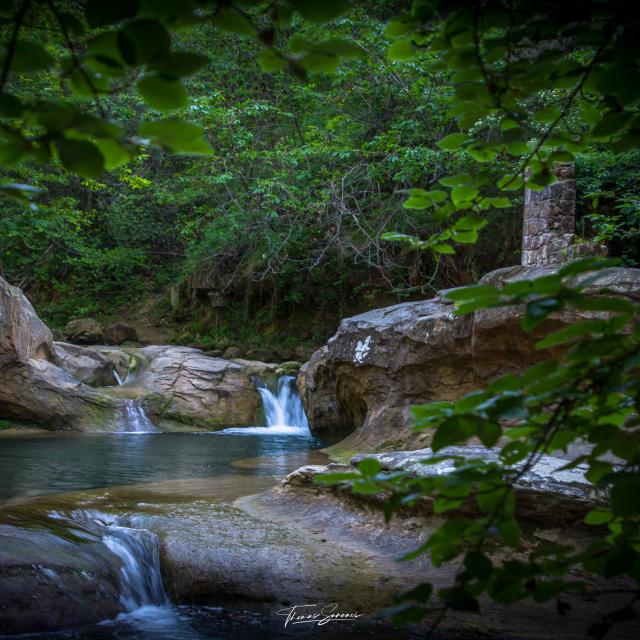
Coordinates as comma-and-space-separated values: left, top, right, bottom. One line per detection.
521, 163, 577, 266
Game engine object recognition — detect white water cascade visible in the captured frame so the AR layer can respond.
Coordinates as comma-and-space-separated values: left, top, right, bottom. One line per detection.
221, 375, 310, 435
102, 525, 168, 611
113, 370, 157, 433
63, 511, 203, 638
258, 376, 309, 430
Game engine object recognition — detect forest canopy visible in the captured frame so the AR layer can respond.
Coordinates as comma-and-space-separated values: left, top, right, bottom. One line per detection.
0, 0, 638, 347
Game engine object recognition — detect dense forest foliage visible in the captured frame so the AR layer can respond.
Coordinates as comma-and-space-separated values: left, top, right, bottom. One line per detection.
0, 1, 638, 350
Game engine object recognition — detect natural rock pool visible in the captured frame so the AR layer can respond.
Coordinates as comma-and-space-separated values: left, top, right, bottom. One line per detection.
0, 432, 426, 640
0, 431, 324, 502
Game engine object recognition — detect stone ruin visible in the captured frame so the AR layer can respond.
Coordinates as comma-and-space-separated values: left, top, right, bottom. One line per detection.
521, 163, 606, 266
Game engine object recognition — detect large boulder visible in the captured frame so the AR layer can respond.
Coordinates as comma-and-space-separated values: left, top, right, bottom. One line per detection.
0, 277, 56, 367
0, 277, 120, 431
300, 266, 640, 451
108, 346, 273, 429
104, 322, 139, 345
54, 342, 116, 387
63, 318, 104, 345
0, 521, 124, 634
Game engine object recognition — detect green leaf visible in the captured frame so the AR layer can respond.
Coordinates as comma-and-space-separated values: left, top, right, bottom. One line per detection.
610, 474, 640, 517
139, 119, 212, 155
137, 76, 188, 111
0, 140, 25, 167
446, 285, 499, 301
388, 39, 414, 61
437, 133, 472, 150
465, 551, 493, 580
432, 415, 476, 451
477, 421, 501, 447
212, 8, 256, 36
119, 19, 170, 65
3, 41, 54, 73
584, 508, 613, 525
500, 519, 521, 547
258, 49, 286, 72
87, 0, 139, 27
384, 15, 415, 38
314, 471, 360, 484
54, 139, 105, 178
522, 298, 564, 332
535, 319, 607, 349
149, 52, 210, 78
358, 457, 382, 477
0, 94, 23, 118
94, 139, 131, 170
451, 185, 479, 204
455, 216, 487, 231
432, 243, 455, 254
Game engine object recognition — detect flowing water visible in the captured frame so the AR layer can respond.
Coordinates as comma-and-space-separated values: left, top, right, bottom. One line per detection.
222, 376, 310, 435
113, 371, 157, 433
0, 378, 425, 640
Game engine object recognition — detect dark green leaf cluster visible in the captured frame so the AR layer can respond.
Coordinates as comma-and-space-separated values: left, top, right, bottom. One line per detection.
318, 258, 640, 636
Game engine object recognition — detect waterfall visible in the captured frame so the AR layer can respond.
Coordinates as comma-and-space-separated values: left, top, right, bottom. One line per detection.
257, 376, 309, 431
102, 526, 168, 610
114, 370, 157, 433
52, 510, 202, 637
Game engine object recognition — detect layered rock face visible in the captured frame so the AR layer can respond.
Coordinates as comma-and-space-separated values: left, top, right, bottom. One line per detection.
0, 277, 120, 431
299, 267, 640, 451
105, 346, 276, 429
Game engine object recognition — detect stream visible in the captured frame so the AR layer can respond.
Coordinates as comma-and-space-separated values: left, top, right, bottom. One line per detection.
0, 378, 424, 640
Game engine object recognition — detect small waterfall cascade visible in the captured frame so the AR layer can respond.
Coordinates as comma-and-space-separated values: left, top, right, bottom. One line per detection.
255, 376, 310, 433
67, 510, 168, 611
102, 525, 168, 610
113, 370, 157, 433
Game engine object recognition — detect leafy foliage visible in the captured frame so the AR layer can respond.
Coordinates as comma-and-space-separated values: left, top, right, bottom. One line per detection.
319, 258, 640, 636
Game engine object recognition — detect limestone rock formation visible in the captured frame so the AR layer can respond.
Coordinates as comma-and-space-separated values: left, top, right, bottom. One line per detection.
0, 521, 124, 634
104, 322, 139, 345
0, 277, 120, 431
63, 318, 104, 345
349, 446, 605, 523
108, 346, 268, 429
54, 342, 116, 387
299, 267, 640, 450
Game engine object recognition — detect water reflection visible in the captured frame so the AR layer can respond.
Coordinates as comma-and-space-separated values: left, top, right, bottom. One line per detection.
0, 433, 325, 502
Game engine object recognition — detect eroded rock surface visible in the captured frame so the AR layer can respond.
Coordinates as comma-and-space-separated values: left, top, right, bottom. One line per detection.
107, 346, 272, 429
0, 521, 124, 634
63, 318, 105, 345
300, 266, 640, 450
54, 341, 116, 387
0, 277, 120, 431
104, 322, 139, 345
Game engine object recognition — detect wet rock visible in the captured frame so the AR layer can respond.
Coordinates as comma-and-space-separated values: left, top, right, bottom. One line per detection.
223, 346, 241, 359
300, 266, 640, 450
63, 318, 104, 345
109, 346, 264, 429
0, 277, 56, 367
0, 277, 120, 431
300, 298, 474, 449
349, 446, 606, 523
54, 341, 116, 387
0, 522, 124, 634
297, 346, 352, 441
104, 322, 139, 345
275, 360, 302, 376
